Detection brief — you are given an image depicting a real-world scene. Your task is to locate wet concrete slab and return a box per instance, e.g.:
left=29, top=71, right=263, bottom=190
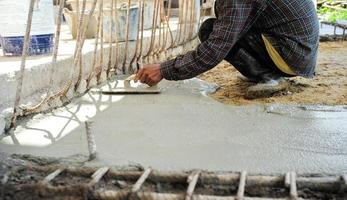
left=0, top=78, right=346, bottom=174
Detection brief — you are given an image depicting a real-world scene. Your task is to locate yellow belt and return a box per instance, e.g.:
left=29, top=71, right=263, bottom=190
left=262, top=34, right=296, bottom=75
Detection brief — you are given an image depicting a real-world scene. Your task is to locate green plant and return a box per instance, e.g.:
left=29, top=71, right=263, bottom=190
left=318, top=6, right=347, bottom=23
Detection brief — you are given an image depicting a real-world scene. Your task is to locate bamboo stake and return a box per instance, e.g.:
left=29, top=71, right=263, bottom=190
left=186, top=0, right=193, bottom=41
left=153, top=0, right=164, bottom=56
left=236, top=171, right=247, bottom=200
left=284, top=172, right=290, bottom=188
left=56, top=0, right=88, bottom=97
left=172, top=0, right=183, bottom=47
left=73, top=0, right=87, bottom=63
left=106, top=0, right=115, bottom=77
left=129, top=0, right=144, bottom=71
left=74, top=0, right=98, bottom=92
left=180, top=0, right=190, bottom=45
left=95, top=190, right=289, bottom=200
left=188, top=0, right=196, bottom=40
left=89, top=167, right=110, bottom=186
left=85, top=121, right=97, bottom=160
left=76, top=0, right=80, bottom=29
left=97, top=4, right=105, bottom=83
left=132, top=168, right=152, bottom=193
left=122, top=0, right=132, bottom=74
left=180, top=0, right=191, bottom=45
left=159, top=0, right=168, bottom=53
left=68, top=0, right=98, bottom=92
left=160, top=0, right=173, bottom=53
left=42, top=168, right=65, bottom=184
left=136, top=0, right=146, bottom=69
left=144, top=0, right=159, bottom=58
left=87, top=0, right=103, bottom=88
left=10, top=0, right=36, bottom=129
left=289, top=172, right=298, bottom=200
left=112, top=0, right=120, bottom=74
left=185, top=171, right=201, bottom=200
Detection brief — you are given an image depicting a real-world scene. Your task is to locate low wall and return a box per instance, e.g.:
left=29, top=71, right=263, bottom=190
left=0, top=23, right=200, bottom=135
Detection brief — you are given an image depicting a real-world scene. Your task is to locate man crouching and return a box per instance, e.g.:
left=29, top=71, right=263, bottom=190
left=136, top=0, right=319, bottom=99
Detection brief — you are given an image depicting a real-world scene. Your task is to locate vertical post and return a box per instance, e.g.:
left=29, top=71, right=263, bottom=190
left=122, top=0, right=132, bottom=73
left=87, top=0, right=103, bottom=88
left=290, top=172, right=298, bottom=200
left=106, top=0, right=115, bottom=77
left=236, top=171, right=247, bottom=200
left=10, top=0, right=36, bottom=130
left=113, top=0, right=120, bottom=74
left=85, top=121, right=97, bottom=160
left=136, top=0, right=146, bottom=69
left=185, top=171, right=200, bottom=200
left=97, top=0, right=105, bottom=83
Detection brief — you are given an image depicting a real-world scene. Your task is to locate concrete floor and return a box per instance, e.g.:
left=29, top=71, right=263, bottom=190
left=0, top=78, right=346, bottom=174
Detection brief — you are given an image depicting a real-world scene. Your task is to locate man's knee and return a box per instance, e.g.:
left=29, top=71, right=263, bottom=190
left=198, top=18, right=217, bottom=43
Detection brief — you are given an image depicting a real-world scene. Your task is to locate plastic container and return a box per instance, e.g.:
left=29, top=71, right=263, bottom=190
left=0, top=0, right=55, bottom=56
left=66, top=0, right=98, bottom=12
left=143, top=0, right=160, bottom=30
left=63, top=8, right=98, bottom=39
left=101, top=3, right=139, bottom=42
left=103, top=0, right=159, bottom=30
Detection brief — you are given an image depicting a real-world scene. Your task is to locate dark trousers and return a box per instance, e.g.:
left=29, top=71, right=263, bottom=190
left=199, top=18, right=294, bottom=82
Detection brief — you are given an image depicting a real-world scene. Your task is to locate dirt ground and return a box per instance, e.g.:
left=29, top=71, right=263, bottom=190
left=199, top=41, right=347, bottom=105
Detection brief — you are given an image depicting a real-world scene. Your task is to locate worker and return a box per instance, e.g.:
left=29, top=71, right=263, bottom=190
left=135, top=0, right=319, bottom=99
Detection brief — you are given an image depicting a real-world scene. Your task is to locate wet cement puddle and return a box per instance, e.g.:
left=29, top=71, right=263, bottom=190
left=265, top=104, right=347, bottom=119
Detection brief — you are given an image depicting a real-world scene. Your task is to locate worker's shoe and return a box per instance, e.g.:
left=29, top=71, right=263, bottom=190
left=245, top=78, right=289, bottom=99
left=237, top=74, right=257, bottom=83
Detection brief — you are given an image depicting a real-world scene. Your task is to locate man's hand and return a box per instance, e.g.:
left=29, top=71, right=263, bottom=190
left=135, top=64, right=163, bottom=86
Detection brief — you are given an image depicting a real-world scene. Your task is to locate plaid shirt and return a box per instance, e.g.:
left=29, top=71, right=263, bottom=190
left=161, top=0, right=319, bottom=80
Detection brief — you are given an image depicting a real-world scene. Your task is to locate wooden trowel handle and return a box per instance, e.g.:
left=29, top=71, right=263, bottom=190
left=125, top=74, right=136, bottom=82
left=124, top=74, right=136, bottom=88
left=124, top=74, right=158, bottom=88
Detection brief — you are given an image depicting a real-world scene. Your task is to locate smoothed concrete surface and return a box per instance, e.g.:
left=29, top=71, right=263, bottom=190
left=0, top=78, right=346, bottom=174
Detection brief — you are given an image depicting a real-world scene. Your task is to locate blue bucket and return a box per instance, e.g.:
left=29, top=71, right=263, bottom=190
left=0, top=0, right=55, bottom=56
left=0, top=34, right=54, bottom=56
